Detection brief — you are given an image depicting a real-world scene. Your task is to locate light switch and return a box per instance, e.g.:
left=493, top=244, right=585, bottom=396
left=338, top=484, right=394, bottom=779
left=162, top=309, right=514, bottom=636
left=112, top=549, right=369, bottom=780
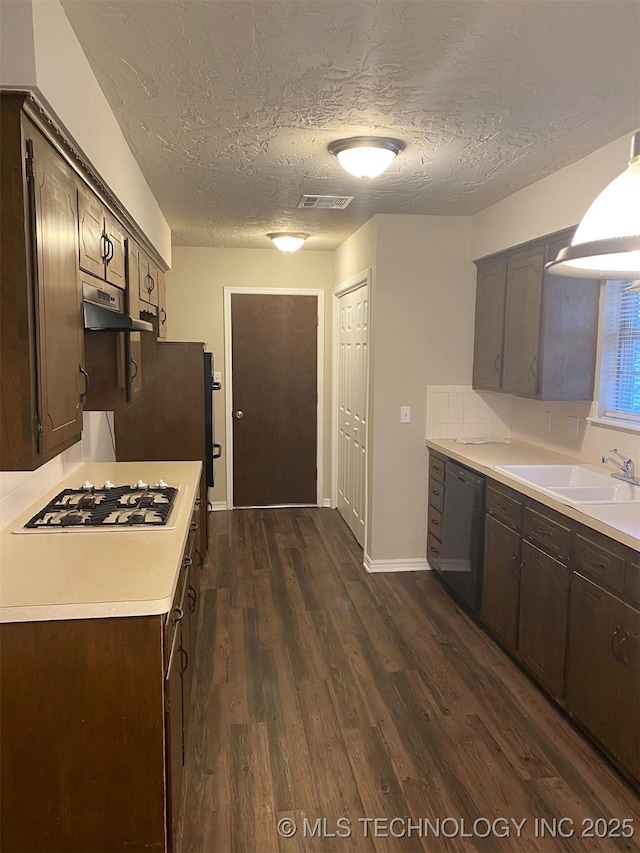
left=567, top=416, right=579, bottom=437
left=400, top=406, right=411, bottom=423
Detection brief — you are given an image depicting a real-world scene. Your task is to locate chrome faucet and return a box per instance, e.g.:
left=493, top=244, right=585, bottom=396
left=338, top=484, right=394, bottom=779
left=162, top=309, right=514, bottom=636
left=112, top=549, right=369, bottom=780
left=601, top=448, right=640, bottom=485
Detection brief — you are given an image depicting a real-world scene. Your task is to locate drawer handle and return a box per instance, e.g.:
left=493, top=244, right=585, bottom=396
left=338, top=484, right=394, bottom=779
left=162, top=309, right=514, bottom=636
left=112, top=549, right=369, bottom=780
left=431, top=488, right=441, bottom=497
left=431, top=518, right=440, bottom=527
left=182, top=555, right=193, bottom=568
left=535, top=523, right=548, bottom=535
left=618, top=632, right=629, bottom=665
left=171, top=606, right=183, bottom=625
left=429, top=546, right=439, bottom=557
left=585, top=554, right=607, bottom=571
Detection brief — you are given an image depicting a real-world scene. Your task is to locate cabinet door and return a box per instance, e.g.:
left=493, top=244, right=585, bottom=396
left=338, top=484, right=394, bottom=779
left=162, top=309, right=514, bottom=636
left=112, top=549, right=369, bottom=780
left=612, top=595, right=640, bottom=780
left=566, top=574, right=618, bottom=753
left=165, top=622, right=184, bottom=849
left=501, top=248, right=544, bottom=396
left=104, top=211, right=126, bottom=288
left=472, top=260, right=506, bottom=391
left=77, top=183, right=106, bottom=278
left=157, top=269, right=168, bottom=339
left=30, top=132, right=84, bottom=457
left=127, top=238, right=141, bottom=317
left=518, top=540, right=569, bottom=700
left=481, top=515, right=520, bottom=652
left=147, top=257, right=160, bottom=308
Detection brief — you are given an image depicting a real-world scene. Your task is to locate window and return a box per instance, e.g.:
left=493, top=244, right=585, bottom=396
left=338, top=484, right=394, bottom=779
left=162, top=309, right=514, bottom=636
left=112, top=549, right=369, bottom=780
left=600, top=280, right=640, bottom=422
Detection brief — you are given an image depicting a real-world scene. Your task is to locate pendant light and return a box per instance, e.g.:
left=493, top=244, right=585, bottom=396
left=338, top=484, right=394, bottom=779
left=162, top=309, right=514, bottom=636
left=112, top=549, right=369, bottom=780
left=267, top=232, right=308, bottom=252
left=328, top=136, right=405, bottom=178
left=546, top=130, right=640, bottom=278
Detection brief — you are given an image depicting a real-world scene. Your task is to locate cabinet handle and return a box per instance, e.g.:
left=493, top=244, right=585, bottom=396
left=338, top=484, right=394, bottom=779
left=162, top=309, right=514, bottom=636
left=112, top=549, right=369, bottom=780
left=529, top=355, right=537, bottom=379
left=160, top=307, right=167, bottom=323
left=584, top=554, right=607, bottom=572
left=187, top=585, right=197, bottom=614
left=100, top=233, right=109, bottom=261
left=190, top=520, right=198, bottom=532
left=611, top=625, right=622, bottom=661
left=429, top=546, right=439, bottom=557
left=431, top=488, right=441, bottom=497
left=511, top=553, right=520, bottom=578
left=105, top=236, right=114, bottom=264
left=180, top=647, right=189, bottom=673
left=618, top=632, right=629, bottom=665
left=493, top=353, right=501, bottom=376
left=147, top=274, right=155, bottom=293
left=195, top=497, right=202, bottom=507
left=130, top=357, right=138, bottom=380
left=78, top=365, right=90, bottom=402
left=182, top=555, right=193, bottom=568
left=171, top=606, right=184, bottom=625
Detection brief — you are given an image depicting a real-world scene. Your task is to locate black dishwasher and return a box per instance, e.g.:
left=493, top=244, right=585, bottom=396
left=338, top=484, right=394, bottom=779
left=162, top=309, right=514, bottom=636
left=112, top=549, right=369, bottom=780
left=436, top=461, right=486, bottom=614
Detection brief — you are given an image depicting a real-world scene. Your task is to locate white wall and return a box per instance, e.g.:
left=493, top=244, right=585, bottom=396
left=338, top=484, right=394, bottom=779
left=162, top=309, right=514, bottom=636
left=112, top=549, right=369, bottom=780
left=0, top=0, right=171, bottom=264
left=166, top=247, right=335, bottom=505
left=335, top=214, right=475, bottom=565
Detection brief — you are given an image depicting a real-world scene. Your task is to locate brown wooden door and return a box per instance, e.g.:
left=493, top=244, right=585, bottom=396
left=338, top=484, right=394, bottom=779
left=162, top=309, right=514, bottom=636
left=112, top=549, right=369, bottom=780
left=518, top=540, right=569, bottom=700
left=104, top=211, right=126, bottom=288
left=77, top=183, right=106, bottom=278
left=567, top=573, right=618, bottom=751
left=472, top=260, right=506, bottom=391
left=481, top=515, right=521, bottom=652
left=614, top=599, right=640, bottom=780
left=30, top=131, right=84, bottom=457
left=501, top=248, right=544, bottom=396
left=231, top=293, right=318, bottom=507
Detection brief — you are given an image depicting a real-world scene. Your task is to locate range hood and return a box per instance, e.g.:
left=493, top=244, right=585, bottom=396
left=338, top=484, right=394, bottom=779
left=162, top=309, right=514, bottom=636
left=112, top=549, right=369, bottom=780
left=82, top=280, right=153, bottom=333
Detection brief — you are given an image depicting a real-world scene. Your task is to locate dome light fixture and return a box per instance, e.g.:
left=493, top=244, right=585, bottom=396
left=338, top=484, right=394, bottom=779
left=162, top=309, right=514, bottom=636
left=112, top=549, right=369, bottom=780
left=546, top=130, right=640, bottom=279
left=328, top=136, right=405, bottom=179
left=267, top=232, right=309, bottom=253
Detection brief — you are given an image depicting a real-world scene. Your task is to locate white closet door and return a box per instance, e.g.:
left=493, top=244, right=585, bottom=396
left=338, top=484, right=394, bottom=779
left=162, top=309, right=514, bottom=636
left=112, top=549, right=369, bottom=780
left=337, top=283, right=368, bottom=546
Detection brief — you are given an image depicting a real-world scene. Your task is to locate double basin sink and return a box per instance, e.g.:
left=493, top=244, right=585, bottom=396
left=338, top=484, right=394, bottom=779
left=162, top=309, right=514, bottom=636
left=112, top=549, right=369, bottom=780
left=496, top=464, right=640, bottom=505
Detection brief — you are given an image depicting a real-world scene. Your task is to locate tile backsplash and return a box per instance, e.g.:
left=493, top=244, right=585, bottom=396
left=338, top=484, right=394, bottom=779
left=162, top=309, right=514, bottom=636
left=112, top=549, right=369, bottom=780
left=426, top=385, right=513, bottom=440
left=0, top=412, right=116, bottom=532
left=0, top=441, right=83, bottom=531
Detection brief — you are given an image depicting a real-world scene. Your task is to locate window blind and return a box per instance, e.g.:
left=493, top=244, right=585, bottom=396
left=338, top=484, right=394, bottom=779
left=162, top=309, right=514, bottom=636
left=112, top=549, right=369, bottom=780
left=602, top=281, right=640, bottom=420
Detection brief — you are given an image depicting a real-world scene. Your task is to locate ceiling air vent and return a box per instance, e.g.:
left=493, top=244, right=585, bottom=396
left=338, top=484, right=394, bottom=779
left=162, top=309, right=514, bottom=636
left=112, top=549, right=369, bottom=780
left=298, top=194, right=353, bottom=210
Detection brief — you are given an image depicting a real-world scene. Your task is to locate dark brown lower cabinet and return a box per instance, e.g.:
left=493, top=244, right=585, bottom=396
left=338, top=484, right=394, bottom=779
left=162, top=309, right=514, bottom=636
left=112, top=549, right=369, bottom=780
left=567, top=573, right=639, bottom=781
left=518, top=541, right=570, bottom=700
left=481, top=514, right=521, bottom=652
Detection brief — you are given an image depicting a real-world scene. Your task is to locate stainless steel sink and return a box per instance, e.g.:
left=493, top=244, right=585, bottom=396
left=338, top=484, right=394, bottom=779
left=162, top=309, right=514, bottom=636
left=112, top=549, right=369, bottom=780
left=496, top=464, right=640, bottom=504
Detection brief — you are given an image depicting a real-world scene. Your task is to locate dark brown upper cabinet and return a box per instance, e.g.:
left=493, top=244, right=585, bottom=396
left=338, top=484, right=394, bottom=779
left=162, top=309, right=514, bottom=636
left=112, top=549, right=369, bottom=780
left=473, top=229, right=601, bottom=400
left=78, top=183, right=126, bottom=288
left=1, top=96, right=85, bottom=470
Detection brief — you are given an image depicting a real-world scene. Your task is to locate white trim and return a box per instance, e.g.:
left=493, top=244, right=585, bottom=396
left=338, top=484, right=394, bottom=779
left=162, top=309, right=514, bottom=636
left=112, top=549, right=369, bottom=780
left=331, top=270, right=371, bottom=548
left=586, top=415, right=640, bottom=435
left=322, top=498, right=332, bottom=508
left=209, top=501, right=228, bottom=512
left=223, top=287, right=325, bottom=509
left=364, top=555, right=431, bottom=573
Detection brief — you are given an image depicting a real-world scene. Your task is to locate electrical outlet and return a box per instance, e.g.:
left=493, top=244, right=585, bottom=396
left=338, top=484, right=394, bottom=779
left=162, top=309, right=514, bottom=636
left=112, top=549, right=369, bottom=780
left=545, top=411, right=552, bottom=432
left=567, top=416, right=579, bottom=438
left=400, top=406, right=411, bottom=423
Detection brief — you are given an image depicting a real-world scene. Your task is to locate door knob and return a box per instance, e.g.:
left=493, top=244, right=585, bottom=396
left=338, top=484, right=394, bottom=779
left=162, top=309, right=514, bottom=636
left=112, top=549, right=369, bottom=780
left=234, top=410, right=244, bottom=419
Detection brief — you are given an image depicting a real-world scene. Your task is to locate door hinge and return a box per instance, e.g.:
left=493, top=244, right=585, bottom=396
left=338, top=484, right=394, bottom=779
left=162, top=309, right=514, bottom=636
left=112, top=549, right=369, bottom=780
left=25, top=144, right=34, bottom=181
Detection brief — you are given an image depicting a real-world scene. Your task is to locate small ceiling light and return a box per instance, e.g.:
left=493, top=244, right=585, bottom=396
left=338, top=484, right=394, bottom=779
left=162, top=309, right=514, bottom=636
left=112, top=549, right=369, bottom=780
left=547, top=130, right=640, bottom=278
left=267, top=232, right=308, bottom=253
left=328, top=136, right=405, bottom=179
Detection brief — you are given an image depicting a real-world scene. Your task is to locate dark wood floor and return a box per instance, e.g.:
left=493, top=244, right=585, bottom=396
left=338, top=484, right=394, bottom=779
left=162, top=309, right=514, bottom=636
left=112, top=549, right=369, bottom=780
left=179, top=508, right=639, bottom=853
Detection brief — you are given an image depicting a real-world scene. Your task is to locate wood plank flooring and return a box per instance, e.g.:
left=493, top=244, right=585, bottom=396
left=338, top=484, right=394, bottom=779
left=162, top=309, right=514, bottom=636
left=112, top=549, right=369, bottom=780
left=178, top=508, right=639, bottom=853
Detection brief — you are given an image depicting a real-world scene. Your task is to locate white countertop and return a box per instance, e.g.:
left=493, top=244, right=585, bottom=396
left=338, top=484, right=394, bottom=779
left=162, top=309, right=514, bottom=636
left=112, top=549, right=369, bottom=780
left=0, top=461, right=202, bottom=623
left=425, top=438, right=640, bottom=552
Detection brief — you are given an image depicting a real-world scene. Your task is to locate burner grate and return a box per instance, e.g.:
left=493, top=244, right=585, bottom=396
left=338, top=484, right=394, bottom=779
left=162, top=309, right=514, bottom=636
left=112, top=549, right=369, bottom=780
left=25, top=485, right=179, bottom=529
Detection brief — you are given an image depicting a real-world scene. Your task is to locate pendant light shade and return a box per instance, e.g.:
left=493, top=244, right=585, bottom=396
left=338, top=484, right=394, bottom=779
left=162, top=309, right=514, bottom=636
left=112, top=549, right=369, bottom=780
left=267, top=232, right=308, bottom=252
left=546, top=131, right=640, bottom=278
left=328, top=136, right=405, bottom=178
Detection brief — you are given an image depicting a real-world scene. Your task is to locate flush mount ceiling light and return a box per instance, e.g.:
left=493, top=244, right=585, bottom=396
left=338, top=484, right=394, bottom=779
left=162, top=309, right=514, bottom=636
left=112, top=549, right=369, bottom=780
left=267, top=232, right=309, bottom=253
left=546, top=130, right=640, bottom=278
left=328, top=136, right=405, bottom=179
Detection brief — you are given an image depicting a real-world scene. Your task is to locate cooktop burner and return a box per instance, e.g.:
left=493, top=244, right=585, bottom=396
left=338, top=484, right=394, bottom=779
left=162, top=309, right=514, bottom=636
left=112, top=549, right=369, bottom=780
left=21, top=481, right=180, bottom=531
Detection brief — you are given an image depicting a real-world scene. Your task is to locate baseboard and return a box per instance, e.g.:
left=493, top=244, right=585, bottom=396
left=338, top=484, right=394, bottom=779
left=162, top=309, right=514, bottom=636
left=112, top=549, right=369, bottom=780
left=208, top=501, right=228, bottom=512
left=322, top=498, right=332, bottom=508
left=364, top=555, right=431, bottom=573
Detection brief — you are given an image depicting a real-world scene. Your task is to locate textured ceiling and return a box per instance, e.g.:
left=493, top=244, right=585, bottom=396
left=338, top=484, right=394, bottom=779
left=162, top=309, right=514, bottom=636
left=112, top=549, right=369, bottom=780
left=61, top=0, right=640, bottom=251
